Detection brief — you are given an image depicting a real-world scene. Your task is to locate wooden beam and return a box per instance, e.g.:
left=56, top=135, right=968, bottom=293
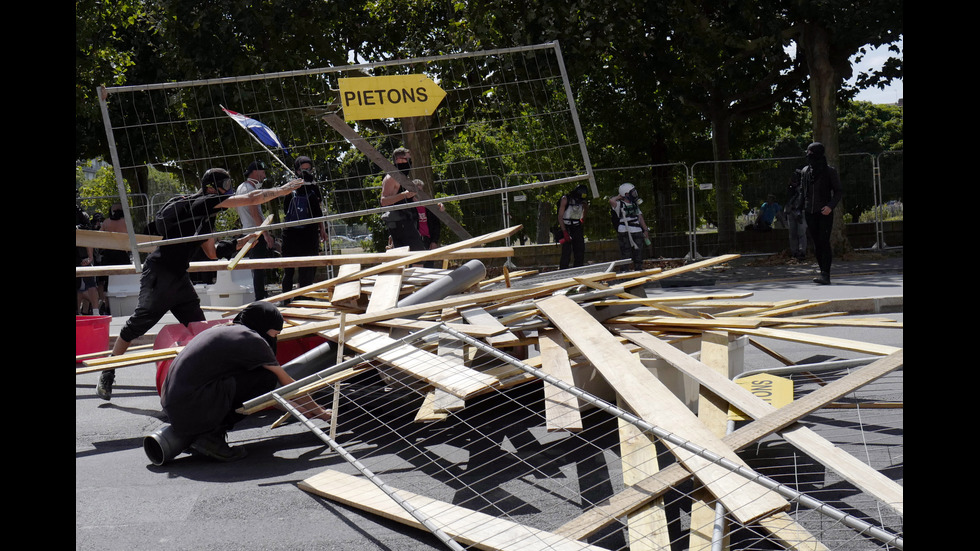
left=619, top=328, right=905, bottom=516
left=538, top=329, right=583, bottom=432
left=322, top=113, right=471, bottom=239
left=262, top=226, right=521, bottom=305
left=75, top=228, right=161, bottom=252
left=555, top=349, right=903, bottom=540
left=299, top=469, right=610, bottom=551
left=75, top=247, right=514, bottom=277
left=536, top=295, right=791, bottom=525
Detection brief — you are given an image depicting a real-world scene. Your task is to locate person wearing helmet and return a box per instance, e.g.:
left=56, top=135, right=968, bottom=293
left=98, top=168, right=303, bottom=400
left=557, top=184, right=590, bottom=269
left=800, top=142, right=843, bottom=285
left=159, top=301, right=331, bottom=462
left=610, top=183, right=651, bottom=271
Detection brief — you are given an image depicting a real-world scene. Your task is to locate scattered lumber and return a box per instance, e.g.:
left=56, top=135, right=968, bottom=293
left=80, top=225, right=903, bottom=550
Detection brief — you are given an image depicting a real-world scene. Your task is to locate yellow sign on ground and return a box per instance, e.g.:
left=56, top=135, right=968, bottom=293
left=728, top=373, right=794, bottom=421
left=339, top=74, right=447, bottom=120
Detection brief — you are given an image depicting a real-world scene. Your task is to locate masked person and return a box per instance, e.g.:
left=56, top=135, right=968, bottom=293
left=800, top=142, right=843, bottom=285
left=610, top=183, right=651, bottom=271
left=159, top=302, right=331, bottom=462
left=380, top=147, right=425, bottom=252
left=557, top=184, right=590, bottom=269
left=98, top=169, right=303, bottom=400
left=280, top=156, right=329, bottom=300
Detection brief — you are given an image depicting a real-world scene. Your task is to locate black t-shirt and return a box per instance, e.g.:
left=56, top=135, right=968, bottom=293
left=161, top=324, right=278, bottom=436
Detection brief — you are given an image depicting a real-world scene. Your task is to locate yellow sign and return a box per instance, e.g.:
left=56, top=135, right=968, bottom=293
left=728, top=373, right=793, bottom=421
left=339, top=74, right=447, bottom=120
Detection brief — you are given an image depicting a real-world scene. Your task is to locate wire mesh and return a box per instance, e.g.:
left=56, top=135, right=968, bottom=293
left=259, top=322, right=902, bottom=551
left=94, top=43, right=594, bottom=256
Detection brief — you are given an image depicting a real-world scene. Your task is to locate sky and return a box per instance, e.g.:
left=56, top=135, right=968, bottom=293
left=848, top=39, right=903, bottom=104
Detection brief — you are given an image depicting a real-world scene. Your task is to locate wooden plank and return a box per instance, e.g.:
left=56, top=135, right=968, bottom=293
left=688, top=332, right=734, bottom=551
left=616, top=395, right=671, bottom=551
left=460, top=307, right=520, bottom=346
left=728, top=326, right=901, bottom=356
left=75, top=247, right=514, bottom=277
left=556, top=350, right=902, bottom=540
left=227, top=214, right=273, bottom=270
left=536, top=295, right=790, bottom=525
left=280, top=271, right=621, bottom=340
left=263, top=226, right=521, bottom=305
left=619, top=328, right=905, bottom=515
left=366, top=269, right=404, bottom=313
left=331, top=326, right=499, bottom=400
left=75, top=228, right=161, bottom=251
left=299, top=469, right=609, bottom=551
left=538, top=329, right=583, bottom=432
left=329, top=264, right=362, bottom=307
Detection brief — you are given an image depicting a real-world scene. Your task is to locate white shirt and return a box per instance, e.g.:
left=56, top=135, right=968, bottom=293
left=235, top=179, right=264, bottom=228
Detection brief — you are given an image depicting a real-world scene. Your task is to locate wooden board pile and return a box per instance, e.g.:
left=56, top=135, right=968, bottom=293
left=78, top=227, right=903, bottom=550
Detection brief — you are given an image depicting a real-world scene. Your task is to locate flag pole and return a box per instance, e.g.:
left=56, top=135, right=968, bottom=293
left=220, top=105, right=294, bottom=174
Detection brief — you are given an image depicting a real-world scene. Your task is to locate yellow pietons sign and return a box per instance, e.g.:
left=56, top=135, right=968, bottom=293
left=728, top=373, right=793, bottom=421
left=339, top=74, right=447, bottom=120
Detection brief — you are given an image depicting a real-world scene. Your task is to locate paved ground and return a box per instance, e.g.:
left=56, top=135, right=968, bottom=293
left=76, top=251, right=903, bottom=551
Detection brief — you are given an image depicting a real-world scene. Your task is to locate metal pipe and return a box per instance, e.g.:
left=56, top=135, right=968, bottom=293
left=438, top=324, right=904, bottom=549
left=241, top=324, right=445, bottom=413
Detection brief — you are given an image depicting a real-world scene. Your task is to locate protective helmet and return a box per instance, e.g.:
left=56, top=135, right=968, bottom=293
left=618, top=183, right=635, bottom=196
left=201, top=168, right=233, bottom=194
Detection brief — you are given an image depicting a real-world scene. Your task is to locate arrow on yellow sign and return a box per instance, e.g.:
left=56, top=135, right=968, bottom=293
left=339, top=74, right=447, bottom=120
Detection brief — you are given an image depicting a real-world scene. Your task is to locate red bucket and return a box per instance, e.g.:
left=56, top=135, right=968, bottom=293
left=76, top=315, right=112, bottom=357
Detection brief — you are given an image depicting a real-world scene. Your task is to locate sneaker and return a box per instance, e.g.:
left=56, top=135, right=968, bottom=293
left=96, top=369, right=115, bottom=401
left=812, top=273, right=831, bottom=285
left=190, top=431, right=248, bottom=462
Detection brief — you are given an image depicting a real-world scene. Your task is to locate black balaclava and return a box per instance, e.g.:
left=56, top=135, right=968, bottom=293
left=233, top=302, right=284, bottom=354
left=806, top=142, right=828, bottom=172
left=395, top=158, right=412, bottom=177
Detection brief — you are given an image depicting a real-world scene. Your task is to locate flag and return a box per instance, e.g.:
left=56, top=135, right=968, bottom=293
left=221, top=107, right=290, bottom=154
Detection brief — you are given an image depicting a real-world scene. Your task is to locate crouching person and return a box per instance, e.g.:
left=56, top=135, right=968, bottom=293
left=157, top=302, right=330, bottom=462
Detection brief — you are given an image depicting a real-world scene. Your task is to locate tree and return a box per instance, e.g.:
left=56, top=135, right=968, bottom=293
left=791, top=0, right=902, bottom=253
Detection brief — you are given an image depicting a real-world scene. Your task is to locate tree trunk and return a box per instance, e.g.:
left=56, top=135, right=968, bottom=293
left=711, top=111, right=736, bottom=254
left=802, top=22, right=850, bottom=256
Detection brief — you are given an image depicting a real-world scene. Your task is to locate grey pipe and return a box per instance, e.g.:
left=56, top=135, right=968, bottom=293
left=143, top=424, right=196, bottom=466
left=283, top=340, right=340, bottom=380
left=397, top=259, right=486, bottom=308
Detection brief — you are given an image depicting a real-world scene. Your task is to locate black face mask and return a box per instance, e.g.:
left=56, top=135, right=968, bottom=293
left=395, top=160, right=411, bottom=177
left=233, top=302, right=284, bottom=354
left=109, top=209, right=124, bottom=220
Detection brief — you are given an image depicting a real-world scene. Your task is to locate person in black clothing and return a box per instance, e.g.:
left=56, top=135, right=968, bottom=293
left=380, top=147, right=425, bottom=252
left=280, top=156, right=329, bottom=298
left=800, top=142, right=843, bottom=285
left=98, top=168, right=302, bottom=400
left=160, top=302, right=331, bottom=461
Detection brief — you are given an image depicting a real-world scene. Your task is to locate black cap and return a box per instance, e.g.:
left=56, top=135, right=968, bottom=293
left=245, top=160, right=267, bottom=177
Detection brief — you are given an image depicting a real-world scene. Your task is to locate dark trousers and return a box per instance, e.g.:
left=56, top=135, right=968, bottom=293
left=559, top=224, right=585, bottom=269
left=617, top=231, right=645, bottom=271
left=247, top=239, right=272, bottom=300
left=282, top=228, right=320, bottom=294
left=389, top=221, right=425, bottom=251
left=119, top=262, right=205, bottom=343
left=805, top=211, right=834, bottom=275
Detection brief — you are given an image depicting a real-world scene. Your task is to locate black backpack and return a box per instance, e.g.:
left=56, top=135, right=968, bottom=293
left=154, top=194, right=212, bottom=239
